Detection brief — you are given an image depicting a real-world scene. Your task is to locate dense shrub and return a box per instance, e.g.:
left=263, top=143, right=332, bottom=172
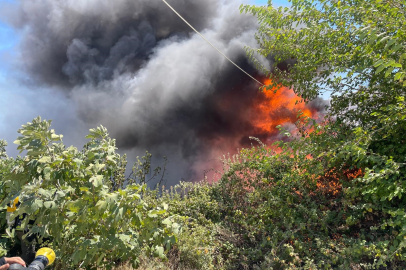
left=0, top=117, right=179, bottom=270
left=1, top=106, right=405, bottom=269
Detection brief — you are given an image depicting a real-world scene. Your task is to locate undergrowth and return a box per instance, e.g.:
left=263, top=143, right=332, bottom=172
left=1, top=103, right=406, bottom=269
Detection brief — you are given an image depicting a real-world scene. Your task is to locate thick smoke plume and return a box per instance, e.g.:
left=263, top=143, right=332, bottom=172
left=3, top=0, right=327, bottom=184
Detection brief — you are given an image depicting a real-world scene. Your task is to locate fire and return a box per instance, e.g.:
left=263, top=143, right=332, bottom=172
left=315, top=168, right=364, bottom=198
left=194, top=78, right=323, bottom=181
left=251, top=79, right=314, bottom=136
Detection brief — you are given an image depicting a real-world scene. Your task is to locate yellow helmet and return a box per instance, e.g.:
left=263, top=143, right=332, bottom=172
left=7, top=197, right=19, bottom=213
left=35, top=248, right=56, bottom=266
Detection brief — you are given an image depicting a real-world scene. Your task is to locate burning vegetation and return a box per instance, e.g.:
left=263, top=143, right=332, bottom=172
left=192, top=78, right=326, bottom=180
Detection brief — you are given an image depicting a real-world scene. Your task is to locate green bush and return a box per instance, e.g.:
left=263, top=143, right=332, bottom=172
left=0, top=117, right=180, bottom=269
left=1, top=108, right=405, bottom=269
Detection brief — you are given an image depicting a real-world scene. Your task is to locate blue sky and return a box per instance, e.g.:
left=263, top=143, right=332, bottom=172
left=0, top=0, right=17, bottom=50
left=255, top=0, right=290, bottom=5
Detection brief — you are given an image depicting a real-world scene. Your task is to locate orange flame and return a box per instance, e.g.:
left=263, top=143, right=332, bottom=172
left=194, top=78, right=322, bottom=182
left=251, top=79, right=314, bottom=135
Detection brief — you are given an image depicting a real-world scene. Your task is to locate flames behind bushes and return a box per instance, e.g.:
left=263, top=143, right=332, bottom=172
left=3, top=0, right=327, bottom=183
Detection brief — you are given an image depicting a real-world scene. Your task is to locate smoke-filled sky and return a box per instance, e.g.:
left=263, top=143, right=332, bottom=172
left=1, top=0, right=325, bottom=186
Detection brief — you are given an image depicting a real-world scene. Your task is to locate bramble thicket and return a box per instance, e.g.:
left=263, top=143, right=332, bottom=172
left=1, top=0, right=406, bottom=269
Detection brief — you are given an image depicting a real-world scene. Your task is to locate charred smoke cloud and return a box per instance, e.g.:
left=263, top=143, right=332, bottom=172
left=7, top=0, right=223, bottom=87
left=3, top=0, right=327, bottom=184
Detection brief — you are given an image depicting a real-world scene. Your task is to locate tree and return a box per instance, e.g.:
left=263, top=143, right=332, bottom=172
left=0, top=117, right=179, bottom=269
left=238, top=0, right=406, bottom=268
left=241, top=0, right=405, bottom=126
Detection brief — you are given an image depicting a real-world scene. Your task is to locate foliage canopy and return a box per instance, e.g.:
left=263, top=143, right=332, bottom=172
left=1, top=117, right=179, bottom=269
left=237, top=0, right=406, bottom=268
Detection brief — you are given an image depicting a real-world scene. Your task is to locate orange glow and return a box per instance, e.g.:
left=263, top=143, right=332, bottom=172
left=315, top=168, right=364, bottom=198
left=251, top=79, right=314, bottom=135
left=194, top=78, right=323, bottom=182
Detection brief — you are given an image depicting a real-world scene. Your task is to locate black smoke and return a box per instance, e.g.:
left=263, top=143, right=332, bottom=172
left=6, top=0, right=224, bottom=87
left=2, top=0, right=326, bottom=183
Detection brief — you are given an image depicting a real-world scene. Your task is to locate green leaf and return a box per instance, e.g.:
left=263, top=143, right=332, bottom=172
left=115, top=207, right=124, bottom=221
left=89, top=175, right=103, bottom=187
left=44, top=201, right=57, bottom=209
left=56, top=190, right=66, bottom=198
left=390, top=63, right=402, bottom=68
left=385, top=39, right=396, bottom=49
left=94, top=163, right=105, bottom=173
left=153, top=246, right=165, bottom=259
left=67, top=201, right=81, bottom=213
left=38, top=156, right=52, bottom=163
left=43, top=167, right=52, bottom=180
left=31, top=199, right=43, bottom=211
left=391, top=44, right=403, bottom=53
left=13, top=140, right=21, bottom=145
left=38, top=188, right=53, bottom=198
left=385, top=67, right=394, bottom=77
left=96, top=200, right=108, bottom=212
left=51, top=134, right=63, bottom=141
left=148, top=209, right=166, bottom=218
left=27, top=150, right=45, bottom=156
left=376, top=65, right=386, bottom=74
left=162, top=218, right=172, bottom=226
left=373, top=59, right=384, bottom=67
left=394, top=72, right=403, bottom=80
left=377, top=36, right=390, bottom=45
left=106, top=193, right=119, bottom=203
